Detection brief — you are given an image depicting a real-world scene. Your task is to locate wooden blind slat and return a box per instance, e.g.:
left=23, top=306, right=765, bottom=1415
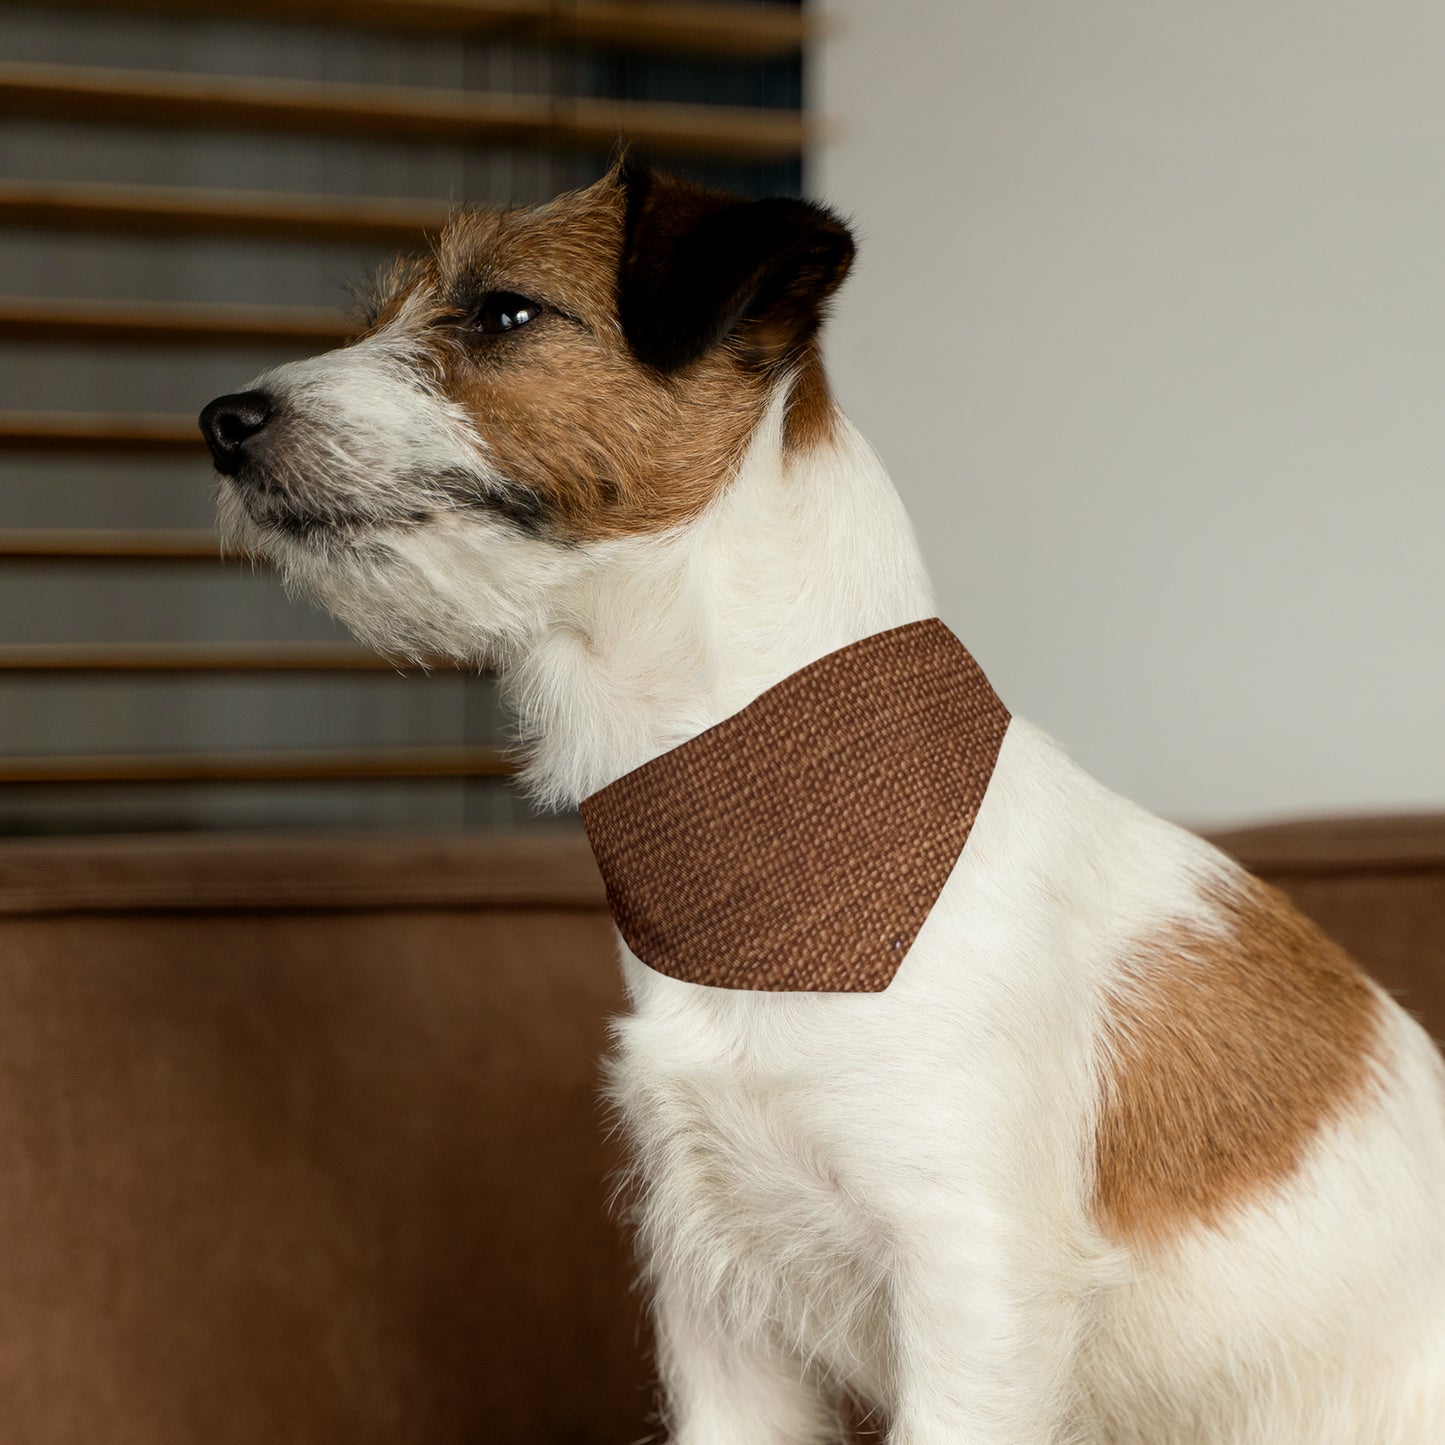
left=0, top=297, right=353, bottom=348
left=0, top=643, right=430, bottom=672
left=0, top=745, right=513, bottom=783
left=0, top=62, right=812, bottom=161
left=0, top=11, right=806, bottom=816
left=0, top=412, right=202, bottom=452
left=0, top=180, right=448, bottom=245
left=0, top=529, right=227, bottom=561
left=547, top=0, right=810, bottom=58
left=0, top=0, right=810, bottom=58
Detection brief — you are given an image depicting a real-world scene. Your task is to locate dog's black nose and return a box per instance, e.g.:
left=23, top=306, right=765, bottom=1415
left=199, top=390, right=273, bottom=475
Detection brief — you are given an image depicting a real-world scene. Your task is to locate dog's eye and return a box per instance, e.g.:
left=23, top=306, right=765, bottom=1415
left=472, top=291, right=543, bottom=334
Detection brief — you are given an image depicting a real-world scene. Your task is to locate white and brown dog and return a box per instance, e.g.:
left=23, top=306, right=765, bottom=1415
left=201, top=164, right=1445, bottom=1444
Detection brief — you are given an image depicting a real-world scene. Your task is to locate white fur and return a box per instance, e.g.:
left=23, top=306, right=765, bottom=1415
left=220, top=346, right=1445, bottom=1443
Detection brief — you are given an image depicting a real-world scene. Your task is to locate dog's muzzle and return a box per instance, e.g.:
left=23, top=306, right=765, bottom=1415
left=199, top=390, right=274, bottom=476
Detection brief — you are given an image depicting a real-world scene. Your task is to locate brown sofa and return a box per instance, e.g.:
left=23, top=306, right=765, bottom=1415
left=0, top=817, right=1441, bottom=1443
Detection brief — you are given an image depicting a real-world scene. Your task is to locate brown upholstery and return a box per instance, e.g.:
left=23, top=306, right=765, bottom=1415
left=0, top=834, right=647, bottom=1445
left=0, top=816, right=1441, bottom=1441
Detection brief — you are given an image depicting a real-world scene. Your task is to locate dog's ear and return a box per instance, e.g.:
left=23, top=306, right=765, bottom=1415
left=617, top=162, right=855, bottom=374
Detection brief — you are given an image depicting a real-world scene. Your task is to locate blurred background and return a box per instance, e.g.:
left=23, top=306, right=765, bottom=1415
left=2, top=0, right=1442, bottom=838
left=820, top=1, right=1445, bottom=827
left=0, top=0, right=802, bottom=837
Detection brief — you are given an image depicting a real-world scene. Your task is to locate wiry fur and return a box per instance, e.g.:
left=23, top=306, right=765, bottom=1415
left=206, top=169, right=1445, bottom=1443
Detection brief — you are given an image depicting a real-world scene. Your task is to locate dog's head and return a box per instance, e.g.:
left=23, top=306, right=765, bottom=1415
left=200, top=163, right=854, bottom=662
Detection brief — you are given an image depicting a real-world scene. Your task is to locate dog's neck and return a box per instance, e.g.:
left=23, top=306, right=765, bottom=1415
left=499, top=393, right=937, bottom=810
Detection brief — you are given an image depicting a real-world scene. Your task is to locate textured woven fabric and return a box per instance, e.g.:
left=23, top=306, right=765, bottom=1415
left=579, top=619, right=1011, bottom=992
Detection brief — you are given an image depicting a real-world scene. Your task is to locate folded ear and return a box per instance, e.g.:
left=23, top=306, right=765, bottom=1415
left=617, top=162, right=855, bottom=374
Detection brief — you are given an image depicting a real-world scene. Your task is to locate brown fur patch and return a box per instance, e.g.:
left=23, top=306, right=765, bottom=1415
left=1093, top=872, right=1382, bottom=1247
left=782, top=343, right=840, bottom=454
left=368, top=174, right=826, bottom=542
left=439, top=183, right=771, bottom=540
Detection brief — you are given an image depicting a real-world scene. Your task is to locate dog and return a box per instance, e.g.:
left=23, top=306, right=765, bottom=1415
left=200, top=161, right=1445, bottom=1444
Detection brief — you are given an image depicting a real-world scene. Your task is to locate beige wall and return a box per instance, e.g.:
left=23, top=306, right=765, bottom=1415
left=814, top=2, right=1445, bottom=826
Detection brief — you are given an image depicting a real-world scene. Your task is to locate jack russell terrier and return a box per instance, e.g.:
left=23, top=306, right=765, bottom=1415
left=200, top=162, right=1445, bottom=1444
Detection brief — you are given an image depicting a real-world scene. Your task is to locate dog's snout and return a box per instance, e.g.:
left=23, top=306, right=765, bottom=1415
left=199, top=390, right=273, bottom=475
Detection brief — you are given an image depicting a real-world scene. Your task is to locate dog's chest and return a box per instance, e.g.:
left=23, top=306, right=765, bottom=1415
left=612, top=997, right=891, bottom=1386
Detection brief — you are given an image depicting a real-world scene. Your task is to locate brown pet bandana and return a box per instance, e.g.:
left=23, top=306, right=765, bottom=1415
left=579, top=619, right=1011, bottom=992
